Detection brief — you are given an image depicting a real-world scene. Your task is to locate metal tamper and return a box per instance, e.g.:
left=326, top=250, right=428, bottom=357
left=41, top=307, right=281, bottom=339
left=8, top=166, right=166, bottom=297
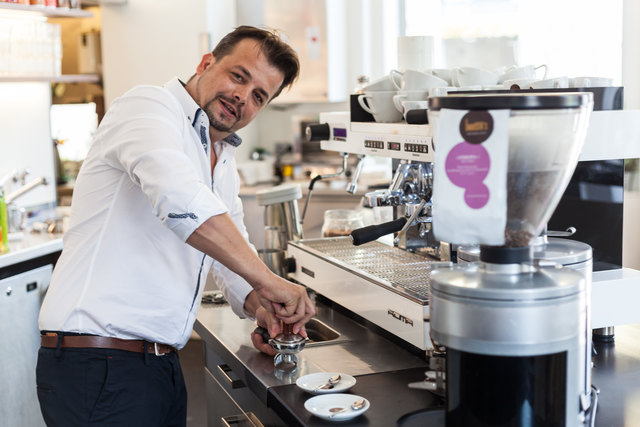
left=268, top=324, right=308, bottom=371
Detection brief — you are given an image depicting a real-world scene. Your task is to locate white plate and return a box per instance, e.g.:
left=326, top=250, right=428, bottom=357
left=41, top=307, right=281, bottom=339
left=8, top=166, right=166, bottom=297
left=304, top=393, right=370, bottom=421
left=296, top=372, right=356, bottom=394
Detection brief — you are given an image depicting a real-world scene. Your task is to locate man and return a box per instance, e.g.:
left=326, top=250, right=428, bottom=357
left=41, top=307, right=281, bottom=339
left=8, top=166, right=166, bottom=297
left=36, top=26, right=315, bottom=426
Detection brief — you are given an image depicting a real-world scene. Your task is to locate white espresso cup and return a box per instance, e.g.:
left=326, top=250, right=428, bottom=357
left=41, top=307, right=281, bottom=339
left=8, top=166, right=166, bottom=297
left=392, top=90, right=430, bottom=113
left=569, top=76, right=613, bottom=88
left=529, top=76, right=569, bottom=89
left=390, top=69, right=448, bottom=91
left=429, top=68, right=453, bottom=85
left=363, top=74, right=395, bottom=92
left=453, top=66, right=499, bottom=87
left=358, top=91, right=403, bottom=123
left=400, top=100, right=429, bottom=120
left=498, top=64, right=548, bottom=84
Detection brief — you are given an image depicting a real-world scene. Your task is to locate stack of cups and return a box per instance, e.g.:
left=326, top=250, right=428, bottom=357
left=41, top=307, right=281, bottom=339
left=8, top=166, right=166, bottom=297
left=357, top=35, right=449, bottom=123
left=357, top=68, right=449, bottom=123
left=390, top=69, right=447, bottom=120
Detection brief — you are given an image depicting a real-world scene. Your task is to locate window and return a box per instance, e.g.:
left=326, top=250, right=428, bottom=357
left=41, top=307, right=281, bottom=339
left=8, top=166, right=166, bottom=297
left=403, top=0, right=623, bottom=82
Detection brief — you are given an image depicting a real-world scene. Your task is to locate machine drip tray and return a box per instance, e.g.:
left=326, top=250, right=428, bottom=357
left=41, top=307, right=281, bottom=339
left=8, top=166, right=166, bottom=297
left=290, top=237, right=436, bottom=304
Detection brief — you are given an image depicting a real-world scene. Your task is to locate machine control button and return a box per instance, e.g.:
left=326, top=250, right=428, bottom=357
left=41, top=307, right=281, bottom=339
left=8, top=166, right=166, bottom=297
left=305, top=123, right=331, bottom=141
left=364, top=140, right=384, bottom=149
left=405, top=143, right=429, bottom=153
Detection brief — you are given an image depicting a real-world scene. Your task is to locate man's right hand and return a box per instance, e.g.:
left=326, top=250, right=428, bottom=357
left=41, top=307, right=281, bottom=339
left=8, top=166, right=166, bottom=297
left=254, top=273, right=315, bottom=335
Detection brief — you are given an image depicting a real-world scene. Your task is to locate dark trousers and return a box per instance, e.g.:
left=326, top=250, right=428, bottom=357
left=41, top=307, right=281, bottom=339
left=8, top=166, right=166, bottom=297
left=36, top=346, right=187, bottom=427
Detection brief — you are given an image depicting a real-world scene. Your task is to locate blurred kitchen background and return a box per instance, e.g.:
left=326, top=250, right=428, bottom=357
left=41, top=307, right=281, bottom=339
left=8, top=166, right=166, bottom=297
left=1, top=0, right=638, bottom=266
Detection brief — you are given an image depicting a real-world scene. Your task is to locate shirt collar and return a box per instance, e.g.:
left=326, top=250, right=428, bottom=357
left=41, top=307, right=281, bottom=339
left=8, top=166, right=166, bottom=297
left=163, top=77, right=243, bottom=147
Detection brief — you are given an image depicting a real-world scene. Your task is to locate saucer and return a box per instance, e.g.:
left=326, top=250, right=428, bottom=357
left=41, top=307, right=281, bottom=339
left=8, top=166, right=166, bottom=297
left=296, top=372, right=356, bottom=394
left=304, top=393, right=370, bottom=421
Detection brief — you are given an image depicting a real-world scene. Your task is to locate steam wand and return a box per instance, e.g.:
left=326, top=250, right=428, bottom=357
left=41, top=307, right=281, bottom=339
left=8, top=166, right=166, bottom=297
left=393, top=198, right=427, bottom=245
left=300, top=152, right=349, bottom=225
left=346, top=155, right=366, bottom=194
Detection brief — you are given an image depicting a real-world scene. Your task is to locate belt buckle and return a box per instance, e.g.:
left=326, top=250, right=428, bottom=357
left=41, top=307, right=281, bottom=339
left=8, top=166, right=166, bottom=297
left=153, top=343, right=166, bottom=356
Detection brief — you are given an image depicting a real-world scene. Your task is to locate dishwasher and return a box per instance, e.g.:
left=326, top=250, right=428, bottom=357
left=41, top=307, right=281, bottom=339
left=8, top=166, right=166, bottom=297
left=0, top=264, right=53, bottom=427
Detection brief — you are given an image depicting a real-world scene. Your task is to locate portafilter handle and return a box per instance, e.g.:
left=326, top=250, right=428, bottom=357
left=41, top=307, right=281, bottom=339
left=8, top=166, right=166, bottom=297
left=350, top=217, right=407, bottom=246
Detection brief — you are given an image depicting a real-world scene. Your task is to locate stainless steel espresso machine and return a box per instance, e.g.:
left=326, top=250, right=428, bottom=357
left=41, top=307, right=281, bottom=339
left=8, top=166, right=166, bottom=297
left=292, top=114, right=439, bottom=350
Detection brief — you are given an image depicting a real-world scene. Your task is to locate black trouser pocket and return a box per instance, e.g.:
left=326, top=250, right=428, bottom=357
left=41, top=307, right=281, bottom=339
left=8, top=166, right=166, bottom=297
left=86, top=356, right=113, bottom=421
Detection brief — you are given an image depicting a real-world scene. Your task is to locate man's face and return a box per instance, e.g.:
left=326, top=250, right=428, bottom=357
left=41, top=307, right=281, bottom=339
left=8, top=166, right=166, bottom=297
left=191, top=39, right=284, bottom=141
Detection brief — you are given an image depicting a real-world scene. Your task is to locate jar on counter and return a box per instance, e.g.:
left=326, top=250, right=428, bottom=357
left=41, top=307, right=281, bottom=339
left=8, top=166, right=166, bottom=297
left=321, top=209, right=364, bottom=238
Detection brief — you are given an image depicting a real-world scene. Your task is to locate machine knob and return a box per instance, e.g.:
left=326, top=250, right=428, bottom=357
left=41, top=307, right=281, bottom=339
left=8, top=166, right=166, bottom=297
left=305, top=123, right=331, bottom=141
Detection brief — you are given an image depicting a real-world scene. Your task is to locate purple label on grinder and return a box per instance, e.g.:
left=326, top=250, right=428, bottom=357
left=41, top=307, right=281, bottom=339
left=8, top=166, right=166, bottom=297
left=445, top=141, right=491, bottom=209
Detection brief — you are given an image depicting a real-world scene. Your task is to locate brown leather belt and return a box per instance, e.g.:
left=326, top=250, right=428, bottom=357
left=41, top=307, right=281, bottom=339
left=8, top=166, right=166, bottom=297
left=41, top=333, right=175, bottom=356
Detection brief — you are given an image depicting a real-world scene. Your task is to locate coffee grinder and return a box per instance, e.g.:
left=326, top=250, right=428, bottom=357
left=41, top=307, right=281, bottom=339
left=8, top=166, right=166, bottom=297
left=427, top=92, right=596, bottom=426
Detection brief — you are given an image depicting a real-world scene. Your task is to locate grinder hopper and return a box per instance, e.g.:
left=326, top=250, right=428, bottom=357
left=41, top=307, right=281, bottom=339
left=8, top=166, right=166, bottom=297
left=428, top=92, right=594, bottom=247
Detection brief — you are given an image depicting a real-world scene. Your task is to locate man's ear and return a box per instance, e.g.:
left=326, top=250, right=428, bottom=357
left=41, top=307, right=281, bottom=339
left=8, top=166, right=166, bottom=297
left=196, top=52, right=215, bottom=74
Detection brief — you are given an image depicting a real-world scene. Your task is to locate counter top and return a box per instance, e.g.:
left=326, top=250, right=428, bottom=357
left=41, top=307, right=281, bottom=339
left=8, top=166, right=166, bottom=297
left=268, top=367, right=444, bottom=427
left=195, top=298, right=640, bottom=426
left=0, top=232, right=63, bottom=269
left=193, top=297, right=428, bottom=404
left=238, top=179, right=383, bottom=198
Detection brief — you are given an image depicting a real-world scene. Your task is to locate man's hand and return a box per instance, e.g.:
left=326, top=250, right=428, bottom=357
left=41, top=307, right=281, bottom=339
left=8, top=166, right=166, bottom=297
left=250, top=307, right=278, bottom=356
left=254, top=274, right=315, bottom=334
left=247, top=293, right=309, bottom=356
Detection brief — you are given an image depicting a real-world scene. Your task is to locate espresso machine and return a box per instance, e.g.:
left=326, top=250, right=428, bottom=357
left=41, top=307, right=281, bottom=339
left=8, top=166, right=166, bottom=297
left=293, top=115, right=440, bottom=350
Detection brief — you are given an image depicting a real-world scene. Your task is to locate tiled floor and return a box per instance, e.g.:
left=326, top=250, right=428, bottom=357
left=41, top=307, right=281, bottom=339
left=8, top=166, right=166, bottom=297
left=179, top=338, right=208, bottom=427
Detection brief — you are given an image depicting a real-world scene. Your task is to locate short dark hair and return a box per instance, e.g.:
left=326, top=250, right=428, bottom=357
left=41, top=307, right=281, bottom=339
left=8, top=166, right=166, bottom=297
left=212, top=25, right=299, bottom=100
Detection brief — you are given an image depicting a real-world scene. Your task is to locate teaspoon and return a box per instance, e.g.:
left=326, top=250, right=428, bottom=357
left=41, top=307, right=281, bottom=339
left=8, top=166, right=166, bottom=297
left=314, top=374, right=341, bottom=391
left=328, top=399, right=366, bottom=418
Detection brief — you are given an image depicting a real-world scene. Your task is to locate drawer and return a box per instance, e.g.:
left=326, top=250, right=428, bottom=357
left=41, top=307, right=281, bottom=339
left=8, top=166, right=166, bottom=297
left=204, top=366, right=256, bottom=427
left=203, top=344, right=286, bottom=426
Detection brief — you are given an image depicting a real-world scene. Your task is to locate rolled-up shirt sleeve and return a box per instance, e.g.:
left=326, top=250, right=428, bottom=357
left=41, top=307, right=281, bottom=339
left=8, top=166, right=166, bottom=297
left=100, top=85, right=228, bottom=241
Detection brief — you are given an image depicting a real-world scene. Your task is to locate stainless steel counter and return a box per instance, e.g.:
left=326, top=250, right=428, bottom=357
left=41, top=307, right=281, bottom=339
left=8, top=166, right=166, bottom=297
left=193, top=296, right=428, bottom=404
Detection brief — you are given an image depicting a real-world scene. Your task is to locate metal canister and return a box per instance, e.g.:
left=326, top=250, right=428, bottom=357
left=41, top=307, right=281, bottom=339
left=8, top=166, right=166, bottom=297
left=430, top=261, right=589, bottom=426
left=457, top=237, right=594, bottom=408
left=256, top=184, right=304, bottom=242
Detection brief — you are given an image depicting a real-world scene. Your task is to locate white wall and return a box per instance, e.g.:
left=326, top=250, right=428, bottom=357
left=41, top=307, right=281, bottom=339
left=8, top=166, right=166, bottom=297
left=622, top=0, right=640, bottom=269
left=622, top=0, right=640, bottom=109
left=100, top=0, right=236, bottom=108
left=0, top=83, right=56, bottom=209
left=235, top=0, right=399, bottom=161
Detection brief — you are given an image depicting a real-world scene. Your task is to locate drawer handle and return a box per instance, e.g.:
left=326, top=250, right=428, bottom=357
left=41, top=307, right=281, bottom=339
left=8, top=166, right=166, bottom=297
left=221, top=412, right=263, bottom=427
left=217, top=364, right=245, bottom=389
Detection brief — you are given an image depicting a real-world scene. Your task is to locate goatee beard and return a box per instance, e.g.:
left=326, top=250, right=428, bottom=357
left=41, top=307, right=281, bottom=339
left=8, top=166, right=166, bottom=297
left=204, top=97, right=238, bottom=133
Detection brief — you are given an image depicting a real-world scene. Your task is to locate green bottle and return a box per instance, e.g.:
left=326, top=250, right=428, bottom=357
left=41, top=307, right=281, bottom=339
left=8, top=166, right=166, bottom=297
left=0, top=188, right=8, bottom=254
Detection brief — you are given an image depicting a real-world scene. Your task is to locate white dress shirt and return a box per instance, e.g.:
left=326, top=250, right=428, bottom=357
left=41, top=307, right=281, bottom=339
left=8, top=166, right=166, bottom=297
left=39, top=77, right=255, bottom=349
